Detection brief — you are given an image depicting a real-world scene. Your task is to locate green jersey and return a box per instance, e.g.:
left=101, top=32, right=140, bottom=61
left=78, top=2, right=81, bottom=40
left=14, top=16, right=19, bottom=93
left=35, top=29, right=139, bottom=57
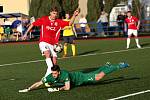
left=69, top=72, right=86, bottom=86
left=42, top=70, right=70, bottom=87
left=42, top=64, right=120, bottom=87
left=69, top=69, right=102, bottom=86
left=42, top=70, right=98, bottom=87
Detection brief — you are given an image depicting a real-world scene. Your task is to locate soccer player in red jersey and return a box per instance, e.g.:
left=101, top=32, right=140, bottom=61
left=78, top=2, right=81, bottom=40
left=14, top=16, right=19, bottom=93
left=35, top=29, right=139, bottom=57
left=125, top=11, right=141, bottom=49
left=23, top=7, right=79, bottom=77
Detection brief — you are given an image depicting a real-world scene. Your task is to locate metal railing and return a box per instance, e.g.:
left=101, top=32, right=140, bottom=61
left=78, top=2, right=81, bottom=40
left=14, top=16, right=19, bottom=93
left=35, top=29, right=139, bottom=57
left=0, top=19, right=150, bottom=42
left=74, top=20, right=150, bottom=38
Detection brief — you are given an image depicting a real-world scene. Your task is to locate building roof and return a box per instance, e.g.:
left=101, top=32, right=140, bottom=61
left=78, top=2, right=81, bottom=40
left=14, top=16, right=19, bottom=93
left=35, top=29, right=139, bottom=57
left=0, top=13, right=28, bottom=18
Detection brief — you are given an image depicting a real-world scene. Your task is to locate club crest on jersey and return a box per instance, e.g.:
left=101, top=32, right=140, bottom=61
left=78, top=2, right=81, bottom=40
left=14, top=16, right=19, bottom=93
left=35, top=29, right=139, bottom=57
left=54, top=22, right=58, bottom=26
left=54, top=80, right=57, bottom=83
left=42, top=77, right=47, bottom=82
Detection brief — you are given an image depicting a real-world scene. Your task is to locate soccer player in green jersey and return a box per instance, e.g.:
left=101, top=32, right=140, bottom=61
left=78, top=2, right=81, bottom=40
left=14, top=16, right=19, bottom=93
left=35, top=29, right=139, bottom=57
left=19, top=62, right=129, bottom=92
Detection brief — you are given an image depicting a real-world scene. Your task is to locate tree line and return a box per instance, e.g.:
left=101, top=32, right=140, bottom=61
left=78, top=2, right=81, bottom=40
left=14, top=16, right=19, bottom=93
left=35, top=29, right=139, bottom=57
left=29, top=0, right=141, bottom=21
left=29, top=0, right=78, bottom=19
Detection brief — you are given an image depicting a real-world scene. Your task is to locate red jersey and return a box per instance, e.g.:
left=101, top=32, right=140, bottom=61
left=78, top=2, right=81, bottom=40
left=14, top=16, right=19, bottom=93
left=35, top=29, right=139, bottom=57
left=32, top=16, right=69, bottom=45
left=125, top=16, right=139, bottom=30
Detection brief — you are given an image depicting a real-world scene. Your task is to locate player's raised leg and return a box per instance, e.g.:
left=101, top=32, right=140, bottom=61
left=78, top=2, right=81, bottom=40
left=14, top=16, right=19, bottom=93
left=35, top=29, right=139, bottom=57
left=44, top=51, right=53, bottom=77
left=95, top=62, right=129, bottom=81
left=39, top=42, right=54, bottom=77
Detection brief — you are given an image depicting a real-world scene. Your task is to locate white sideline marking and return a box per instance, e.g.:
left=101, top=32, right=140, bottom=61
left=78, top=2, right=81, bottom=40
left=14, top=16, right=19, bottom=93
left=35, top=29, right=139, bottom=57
left=0, top=46, right=150, bottom=67
left=108, top=90, right=150, bottom=100
left=0, top=60, right=44, bottom=67
left=66, top=46, right=150, bottom=58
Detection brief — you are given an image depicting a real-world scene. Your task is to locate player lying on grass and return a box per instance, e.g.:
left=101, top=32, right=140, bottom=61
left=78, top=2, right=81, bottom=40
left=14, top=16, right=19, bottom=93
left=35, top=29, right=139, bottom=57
left=19, top=62, right=129, bottom=92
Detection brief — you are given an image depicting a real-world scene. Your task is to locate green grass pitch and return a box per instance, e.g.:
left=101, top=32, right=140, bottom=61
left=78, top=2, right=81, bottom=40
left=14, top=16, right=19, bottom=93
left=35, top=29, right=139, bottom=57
left=0, top=37, right=150, bottom=100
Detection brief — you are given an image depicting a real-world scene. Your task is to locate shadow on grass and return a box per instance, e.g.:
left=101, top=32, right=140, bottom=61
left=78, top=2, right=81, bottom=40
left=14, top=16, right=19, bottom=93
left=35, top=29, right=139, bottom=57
left=31, top=76, right=140, bottom=92
left=130, top=42, right=150, bottom=49
left=141, top=43, right=150, bottom=47
left=74, top=76, right=141, bottom=89
left=78, top=49, right=100, bottom=55
left=92, top=76, right=140, bottom=85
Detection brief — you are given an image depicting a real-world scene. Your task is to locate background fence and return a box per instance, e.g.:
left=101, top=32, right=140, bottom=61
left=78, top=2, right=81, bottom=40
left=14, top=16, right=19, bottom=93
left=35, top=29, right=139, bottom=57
left=0, top=19, right=150, bottom=42
left=74, top=19, right=150, bottom=38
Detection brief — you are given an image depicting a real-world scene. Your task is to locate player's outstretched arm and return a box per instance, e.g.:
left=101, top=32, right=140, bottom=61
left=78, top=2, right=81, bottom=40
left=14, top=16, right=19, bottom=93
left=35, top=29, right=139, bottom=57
left=19, top=80, right=43, bottom=93
left=47, top=81, right=70, bottom=92
left=137, top=20, right=140, bottom=30
left=69, top=8, right=80, bottom=26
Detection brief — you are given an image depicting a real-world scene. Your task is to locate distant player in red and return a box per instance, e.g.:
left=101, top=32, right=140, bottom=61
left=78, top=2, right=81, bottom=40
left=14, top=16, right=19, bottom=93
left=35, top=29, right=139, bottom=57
left=23, top=7, right=79, bottom=77
left=125, top=11, right=141, bottom=49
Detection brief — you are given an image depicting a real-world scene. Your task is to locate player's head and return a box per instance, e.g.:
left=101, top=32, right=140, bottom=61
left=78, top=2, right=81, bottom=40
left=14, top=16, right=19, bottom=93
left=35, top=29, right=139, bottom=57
left=51, top=65, right=60, bottom=78
left=127, top=11, right=132, bottom=17
left=65, top=13, right=70, bottom=19
left=49, top=7, right=58, bottom=20
left=101, top=11, right=105, bottom=15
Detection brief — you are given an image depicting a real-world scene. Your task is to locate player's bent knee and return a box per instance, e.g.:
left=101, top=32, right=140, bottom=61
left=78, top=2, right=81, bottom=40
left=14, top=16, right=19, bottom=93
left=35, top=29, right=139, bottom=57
left=52, top=57, right=57, bottom=65
left=44, top=51, right=51, bottom=58
left=134, top=36, right=138, bottom=38
left=95, top=72, right=105, bottom=81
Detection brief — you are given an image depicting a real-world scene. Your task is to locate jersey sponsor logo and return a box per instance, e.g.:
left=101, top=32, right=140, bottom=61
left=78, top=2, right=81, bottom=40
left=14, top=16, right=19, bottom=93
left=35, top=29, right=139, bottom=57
left=46, top=26, right=56, bottom=31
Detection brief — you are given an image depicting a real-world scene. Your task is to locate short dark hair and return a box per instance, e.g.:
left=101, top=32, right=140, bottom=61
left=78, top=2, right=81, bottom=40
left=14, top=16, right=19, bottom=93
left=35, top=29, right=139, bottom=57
left=51, top=65, right=60, bottom=72
left=127, top=11, right=131, bottom=13
left=50, top=7, right=58, bottom=12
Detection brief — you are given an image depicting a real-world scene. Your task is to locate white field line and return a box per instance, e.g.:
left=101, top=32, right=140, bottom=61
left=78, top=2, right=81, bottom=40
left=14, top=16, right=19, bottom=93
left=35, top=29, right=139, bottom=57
left=108, top=90, right=150, bottom=100
left=0, top=60, right=44, bottom=67
left=0, top=46, right=150, bottom=67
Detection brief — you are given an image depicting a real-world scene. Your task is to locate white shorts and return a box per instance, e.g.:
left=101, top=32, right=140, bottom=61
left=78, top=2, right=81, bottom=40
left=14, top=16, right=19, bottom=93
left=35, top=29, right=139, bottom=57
left=39, top=42, right=57, bottom=57
left=128, top=29, right=138, bottom=36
